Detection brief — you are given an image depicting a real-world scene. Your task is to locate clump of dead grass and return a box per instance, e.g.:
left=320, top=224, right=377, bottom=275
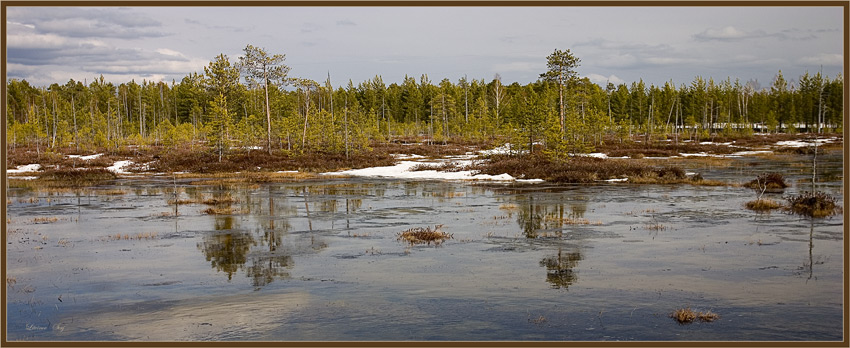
left=474, top=154, right=687, bottom=184
left=397, top=224, right=453, bottom=246
left=671, top=308, right=719, bottom=324
left=104, top=232, right=159, bottom=241
left=37, top=168, right=117, bottom=187
left=201, top=206, right=247, bottom=215
left=786, top=191, right=841, bottom=218
left=743, top=173, right=788, bottom=192
left=409, top=161, right=470, bottom=172
left=202, top=195, right=238, bottom=205
left=543, top=216, right=602, bottom=225
left=745, top=199, right=783, bottom=211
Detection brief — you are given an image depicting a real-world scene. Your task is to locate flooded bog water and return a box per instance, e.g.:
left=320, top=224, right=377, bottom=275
left=5, top=152, right=844, bottom=341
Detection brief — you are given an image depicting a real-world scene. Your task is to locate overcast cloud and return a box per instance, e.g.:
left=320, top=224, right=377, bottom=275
left=5, top=5, right=844, bottom=89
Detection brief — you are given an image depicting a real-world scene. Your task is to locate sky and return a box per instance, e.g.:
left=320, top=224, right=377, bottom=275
left=5, top=5, right=845, bottom=90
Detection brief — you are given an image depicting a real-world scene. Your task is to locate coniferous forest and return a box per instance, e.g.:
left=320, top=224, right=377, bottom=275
left=5, top=46, right=844, bottom=162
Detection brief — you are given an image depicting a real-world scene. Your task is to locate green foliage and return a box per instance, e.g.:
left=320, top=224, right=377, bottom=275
left=4, top=48, right=844, bottom=157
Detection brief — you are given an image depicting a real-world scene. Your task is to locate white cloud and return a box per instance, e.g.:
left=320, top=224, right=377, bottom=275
left=156, top=48, right=185, bottom=57
left=798, top=53, right=842, bottom=66
left=586, top=73, right=624, bottom=86
left=695, top=26, right=748, bottom=40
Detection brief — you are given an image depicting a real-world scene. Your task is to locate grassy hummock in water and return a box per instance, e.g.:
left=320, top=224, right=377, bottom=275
left=397, top=225, right=453, bottom=246
left=671, top=308, right=719, bottom=324
left=37, top=168, right=117, bottom=187
left=786, top=191, right=841, bottom=218
left=743, top=173, right=788, bottom=192
left=471, top=153, right=721, bottom=185
left=745, top=199, right=784, bottom=212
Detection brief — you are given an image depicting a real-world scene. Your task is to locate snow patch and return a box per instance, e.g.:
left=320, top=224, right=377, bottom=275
left=775, top=138, right=836, bottom=148
left=7, top=164, right=41, bottom=174
left=67, top=153, right=103, bottom=161
left=321, top=160, right=518, bottom=182
left=728, top=150, right=773, bottom=157
left=603, top=178, right=628, bottom=182
left=107, top=160, right=134, bottom=174
left=391, top=154, right=426, bottom=160
left=479, top=144, right=516, bottom=156
left=8, top=176, right=37, bottom=180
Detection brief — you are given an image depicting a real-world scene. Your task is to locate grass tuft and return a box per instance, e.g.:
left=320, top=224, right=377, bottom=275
left=37, top=168, right=117, bottom=187
left=671, top=308, right=719, bottom=324
left=786, top=191, right=841, bottom=218
left=397, top=224, right=453, bottom=246
left=745, top=199, right=783, bottom=211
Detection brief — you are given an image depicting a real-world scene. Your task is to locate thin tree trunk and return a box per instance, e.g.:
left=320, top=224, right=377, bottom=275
left=265, top=71, right=273, bottom=155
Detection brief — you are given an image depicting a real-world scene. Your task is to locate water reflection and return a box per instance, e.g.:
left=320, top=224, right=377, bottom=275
left=507, top=191, right=589, bottom=289
left=195, top=184, right=339, bottom=288
left=539, top=247, right=582, bottom=289
left=198, top=232, right=254, bottom=281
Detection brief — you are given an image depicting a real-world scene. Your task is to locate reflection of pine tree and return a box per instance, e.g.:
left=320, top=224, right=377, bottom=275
left=198, top=231, right=254, bottom=281
left=539, top=248, right=582, bottom=290
left=248, top=254, right=293, bottom=288
left=516, top=196, right=542, bottom=238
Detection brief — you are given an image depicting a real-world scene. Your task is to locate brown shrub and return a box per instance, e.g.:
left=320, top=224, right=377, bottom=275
left=38, top=168, right=117, bottom=187
left=471, top=154, right=685, bottom=184
left=786, top=191, right=841, bottom=218
left=743, top=173, right=788, bottom=192
left=745, top=199, right=783, bottom=211
left=397, top=225, right=453, bottom=246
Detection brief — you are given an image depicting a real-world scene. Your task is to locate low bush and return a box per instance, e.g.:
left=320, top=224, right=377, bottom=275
left=38, top=168, right=117, bottom=187
left=472, top=154, right=687, bottom=184
left=745, top=199, right=783, bottom=211
left=397, top=225, right=453, bottom=246
left=786, top=191, right=841, bottom=218
left=743, top=173, right=788, bottom=192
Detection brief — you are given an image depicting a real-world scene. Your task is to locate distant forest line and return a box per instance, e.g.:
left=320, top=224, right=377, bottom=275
left=5, top=46, right=844, bottom=159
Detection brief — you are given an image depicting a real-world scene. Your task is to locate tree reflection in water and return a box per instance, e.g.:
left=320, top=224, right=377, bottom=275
left=196, top=184, right=337, bottom=289
left=198, top=229, right=255, bottom=281
left=510, top=191, right=587, bottom=289
left=539, top=247, right=582, bottom=289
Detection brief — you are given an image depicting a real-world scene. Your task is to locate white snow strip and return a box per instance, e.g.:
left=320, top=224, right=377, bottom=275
left=321, top=160, right=517, bottom=181
left=479, top=144, right=517, bottom=156
left=729, top=150, right=773, bottom=156
left=8, top=176, right=37, bottom=180
left=583, top=153, right=609, bottom=159
left=775, top=138, right=836, bottom=148
left=516, top=179, right=545, bottom=183
left=603, top=178, right=628, bottom=182
left=276, top=170, right=299, bottom=173
left=67, top=153, right=103, bottom=160
left=685, top=172, right=697, bottom=176
left=680, top=152, right=710, bottom=157
left=107, top=160, right=134, bottom=174
left=7, top=164, right=41, bottom=174
left=391, top=154, right=426, bottom=160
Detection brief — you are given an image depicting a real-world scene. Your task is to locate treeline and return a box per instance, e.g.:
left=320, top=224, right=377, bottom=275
left=5, top=45, right=844, bottom=159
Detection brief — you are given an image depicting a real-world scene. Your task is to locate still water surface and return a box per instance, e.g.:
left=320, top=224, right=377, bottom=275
left=5, top=152, right=844, bottom=341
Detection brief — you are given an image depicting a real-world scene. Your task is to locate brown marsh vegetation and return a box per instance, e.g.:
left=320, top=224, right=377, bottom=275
left=397, top=225, right=453, bottom=246
left=745, top=199, right=784, bottom=212
left=786, top=191, right=841, bottom=218
left=670, top=308, right=719, bottom=324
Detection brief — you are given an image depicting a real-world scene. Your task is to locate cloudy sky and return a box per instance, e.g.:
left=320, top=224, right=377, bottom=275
left=5, top=5, right=844, bottom=89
